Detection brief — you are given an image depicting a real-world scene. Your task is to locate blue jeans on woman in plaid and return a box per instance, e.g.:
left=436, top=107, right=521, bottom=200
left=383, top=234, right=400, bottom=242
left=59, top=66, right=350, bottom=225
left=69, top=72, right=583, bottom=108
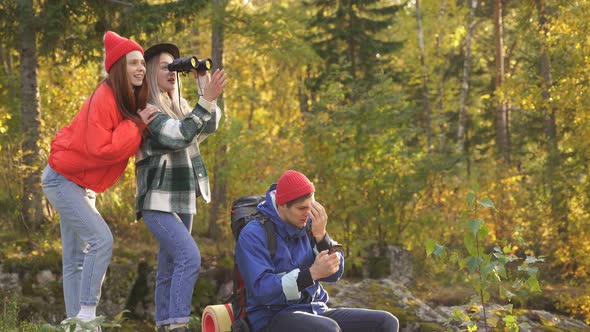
left=142, top=210, right=201, bottom=327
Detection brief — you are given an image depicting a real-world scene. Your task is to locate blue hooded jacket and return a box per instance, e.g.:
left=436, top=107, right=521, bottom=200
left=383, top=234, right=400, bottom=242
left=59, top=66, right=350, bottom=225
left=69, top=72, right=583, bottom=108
left=235, top=183, right=345, bottom=332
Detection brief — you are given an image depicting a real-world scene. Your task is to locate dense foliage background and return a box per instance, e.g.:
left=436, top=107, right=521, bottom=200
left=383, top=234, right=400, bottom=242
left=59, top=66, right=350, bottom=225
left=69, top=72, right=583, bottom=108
left=1, top=0, right=590, bottom=328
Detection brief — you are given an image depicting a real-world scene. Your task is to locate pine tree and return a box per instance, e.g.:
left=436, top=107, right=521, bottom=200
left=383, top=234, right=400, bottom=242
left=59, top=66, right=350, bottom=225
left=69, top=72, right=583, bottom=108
left=306, top=0, right=403, bottom=93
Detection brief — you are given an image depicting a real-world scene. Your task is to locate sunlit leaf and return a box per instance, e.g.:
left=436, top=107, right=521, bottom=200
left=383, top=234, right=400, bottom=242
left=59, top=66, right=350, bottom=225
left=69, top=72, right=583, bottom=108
left=477, top=197, right=495, bottom=209
left=528, top=276, right=541, bottom=292
left=425, top=239, right=436, bottom=256
left=500, top=286, right=515, bottom=300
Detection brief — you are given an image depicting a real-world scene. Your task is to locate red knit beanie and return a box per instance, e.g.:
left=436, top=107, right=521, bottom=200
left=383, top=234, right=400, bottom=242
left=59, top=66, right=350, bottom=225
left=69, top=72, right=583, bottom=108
left=103, top=31, right=143, bottom=73
left=275, top=170, right=315, bottom=205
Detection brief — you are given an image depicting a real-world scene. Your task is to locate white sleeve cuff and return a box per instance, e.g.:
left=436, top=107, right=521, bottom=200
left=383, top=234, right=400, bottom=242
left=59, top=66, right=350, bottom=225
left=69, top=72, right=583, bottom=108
left=281, top=268, right=301, bottom=301
left=198, top=97, right=214, bottom=111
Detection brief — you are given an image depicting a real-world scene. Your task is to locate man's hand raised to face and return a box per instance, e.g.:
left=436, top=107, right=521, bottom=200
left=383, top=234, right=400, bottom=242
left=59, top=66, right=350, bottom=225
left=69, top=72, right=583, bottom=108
left=308, top=201, right=327, bottom=242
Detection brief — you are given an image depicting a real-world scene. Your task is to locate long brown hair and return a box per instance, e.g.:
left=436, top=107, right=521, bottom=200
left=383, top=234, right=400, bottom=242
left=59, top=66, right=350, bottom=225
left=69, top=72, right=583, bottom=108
left=105, top=56, right=149, bottom=127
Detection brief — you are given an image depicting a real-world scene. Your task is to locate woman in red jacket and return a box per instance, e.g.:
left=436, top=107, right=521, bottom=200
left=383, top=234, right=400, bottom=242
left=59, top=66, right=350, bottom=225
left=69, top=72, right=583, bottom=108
left=41, top=31, right=156, bottom=330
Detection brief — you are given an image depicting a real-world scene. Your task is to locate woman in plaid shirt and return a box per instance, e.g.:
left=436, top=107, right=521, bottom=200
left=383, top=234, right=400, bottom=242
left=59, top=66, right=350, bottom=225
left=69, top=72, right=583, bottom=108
left=135, top=43, right=227, bottom=332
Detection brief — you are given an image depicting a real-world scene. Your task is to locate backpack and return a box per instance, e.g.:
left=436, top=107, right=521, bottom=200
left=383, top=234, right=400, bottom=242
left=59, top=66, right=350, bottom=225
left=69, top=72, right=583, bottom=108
left=230, top=195, right=277, bottom=332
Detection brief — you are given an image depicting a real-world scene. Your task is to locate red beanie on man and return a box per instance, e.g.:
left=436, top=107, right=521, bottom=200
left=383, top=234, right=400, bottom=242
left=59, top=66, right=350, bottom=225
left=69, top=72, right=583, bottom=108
left=103, top=31, right=143, bottom=73
left=275, top=170, right=315, bottom=205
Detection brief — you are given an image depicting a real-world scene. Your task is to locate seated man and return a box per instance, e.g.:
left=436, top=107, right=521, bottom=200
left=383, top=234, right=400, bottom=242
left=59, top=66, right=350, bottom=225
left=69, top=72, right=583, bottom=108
left=235, top=170, right=400, bottom=332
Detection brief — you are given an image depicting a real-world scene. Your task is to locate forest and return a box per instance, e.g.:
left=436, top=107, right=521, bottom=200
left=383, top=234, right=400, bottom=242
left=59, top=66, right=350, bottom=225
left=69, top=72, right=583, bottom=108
left=1, top=0, right=590, bottom=331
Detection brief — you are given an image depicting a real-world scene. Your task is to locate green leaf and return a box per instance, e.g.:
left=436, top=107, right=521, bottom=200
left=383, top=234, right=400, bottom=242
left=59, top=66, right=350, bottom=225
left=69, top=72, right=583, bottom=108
left=496, top=264, right=507, bottom=278
left=494, top=252, right=509, bottom=265
left=528, top=276, right=541, bottom=292
left=481, top=261, right=496, bottom=278
left=512, top=278, right=524, bottom=289
left=477, top=224, right=489, bottom=240
left=527, top=266, right=539, bottom=278
left=466, top=256, right=483, bottom=274
left=515, top=234, right=525, bottom=245
left=451, top=252, right=463, bottom=267
left=467, top=219, right=484, bottom=235
left=425, top=239, right=436, bottom=256
left=434, top=244, right=446, bottom=258
left=464, top=233, right=477, bottom=256
left=113, top=309, right=130, bottom=322
left=525, top=256, right=544, bottom=264
left=425, top=241, right=446, bottom=258
left=477, top=197, right=495, bottom=209
left=500, top=286, right=515, bottom=300
left=467, top=192, right=476, bottom=207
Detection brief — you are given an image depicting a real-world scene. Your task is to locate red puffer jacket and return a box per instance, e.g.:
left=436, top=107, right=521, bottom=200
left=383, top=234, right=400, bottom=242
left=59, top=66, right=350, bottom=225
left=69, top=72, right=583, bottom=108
left=48, top=82, right=141, bottom=193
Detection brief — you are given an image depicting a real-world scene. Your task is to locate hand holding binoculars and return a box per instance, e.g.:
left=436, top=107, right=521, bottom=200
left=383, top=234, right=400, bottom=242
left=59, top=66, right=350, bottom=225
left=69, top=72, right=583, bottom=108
left=168, top=56, right=212, bottom=74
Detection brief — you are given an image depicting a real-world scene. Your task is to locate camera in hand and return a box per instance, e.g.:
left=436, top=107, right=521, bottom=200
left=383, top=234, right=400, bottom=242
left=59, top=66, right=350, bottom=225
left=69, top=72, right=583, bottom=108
left=168, top=56, right=212, bottom=73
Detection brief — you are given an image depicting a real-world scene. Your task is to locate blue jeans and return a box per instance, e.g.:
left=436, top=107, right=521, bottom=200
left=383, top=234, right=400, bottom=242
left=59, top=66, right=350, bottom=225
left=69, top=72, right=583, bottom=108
left=41, top=165, right=113, bottom=318
left=142, top=210, right=201, bottom=326
left=263, top=308, right=399, bottom=332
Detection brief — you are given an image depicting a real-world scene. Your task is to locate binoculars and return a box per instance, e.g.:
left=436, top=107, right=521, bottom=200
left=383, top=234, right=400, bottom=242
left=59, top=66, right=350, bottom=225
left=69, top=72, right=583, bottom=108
left=168, top=56, right=212, bottom=73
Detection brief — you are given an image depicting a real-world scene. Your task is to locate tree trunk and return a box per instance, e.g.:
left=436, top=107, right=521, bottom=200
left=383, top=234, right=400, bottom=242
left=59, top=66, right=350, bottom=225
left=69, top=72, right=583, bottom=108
left=456, top=0, right=477, bottom=156
left=18, top=0, right=43, bottom=231
left=435, top=0, right=447, bottom=150
left=415, top=0, right=433, bottom=154
left=207, top=0, right=227, bottom=240
left=248, top=79, right=256, bottom=129
left=297, top=73, right=309, bottom=116
left=535, top=0, right=569, bottom=269
left=494, top=0, right=510, bottom=164
left=346, top=0, right=356, bottom=83
left=0, top=42, right=11, bottom=75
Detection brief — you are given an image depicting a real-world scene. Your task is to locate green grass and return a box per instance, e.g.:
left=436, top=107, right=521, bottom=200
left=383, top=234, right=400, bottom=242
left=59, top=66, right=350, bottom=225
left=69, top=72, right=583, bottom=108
left=1, top=293, right=59, bottom=331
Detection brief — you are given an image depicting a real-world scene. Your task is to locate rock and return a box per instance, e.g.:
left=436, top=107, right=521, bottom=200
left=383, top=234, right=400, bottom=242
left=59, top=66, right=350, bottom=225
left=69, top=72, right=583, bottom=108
left=124, top=260, right=156, bottom=321
left=36, top=270, right=56, bottom=287
left=0, top=265, right=21, bottom=294
left=217, top=280, right=233, bottom=303
left=328, top=277, right=590, bottom=332
left=363, top=245, right=413, bottom=284
left=379, top=278, right=447, bottom=323
left=525, top=310, right=590, bottom=330
left=100, top=260, right=146, bottom=320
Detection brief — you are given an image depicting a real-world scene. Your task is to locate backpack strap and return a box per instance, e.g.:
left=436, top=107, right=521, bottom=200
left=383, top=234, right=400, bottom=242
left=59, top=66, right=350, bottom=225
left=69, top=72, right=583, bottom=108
left=258, top=213, right=316, bottom=259
left=257, top=213, right=277, bottom=259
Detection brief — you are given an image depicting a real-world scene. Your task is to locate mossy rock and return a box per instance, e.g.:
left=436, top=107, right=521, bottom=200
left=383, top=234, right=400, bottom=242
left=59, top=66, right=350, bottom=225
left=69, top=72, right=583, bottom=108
left=101, top=262, right=142, bottom=319
left=417, top=322, right=446, bottom=331
left=538, top=327, right=571, bottom=332
left=367, top=255, right=391, bottom=279
left=2, top=249, right=62, bottom=276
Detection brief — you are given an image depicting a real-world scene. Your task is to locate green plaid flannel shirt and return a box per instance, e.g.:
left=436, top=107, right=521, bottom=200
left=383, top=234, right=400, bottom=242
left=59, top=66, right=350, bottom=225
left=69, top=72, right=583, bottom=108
left=135, top=98, right=221, bottom=218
